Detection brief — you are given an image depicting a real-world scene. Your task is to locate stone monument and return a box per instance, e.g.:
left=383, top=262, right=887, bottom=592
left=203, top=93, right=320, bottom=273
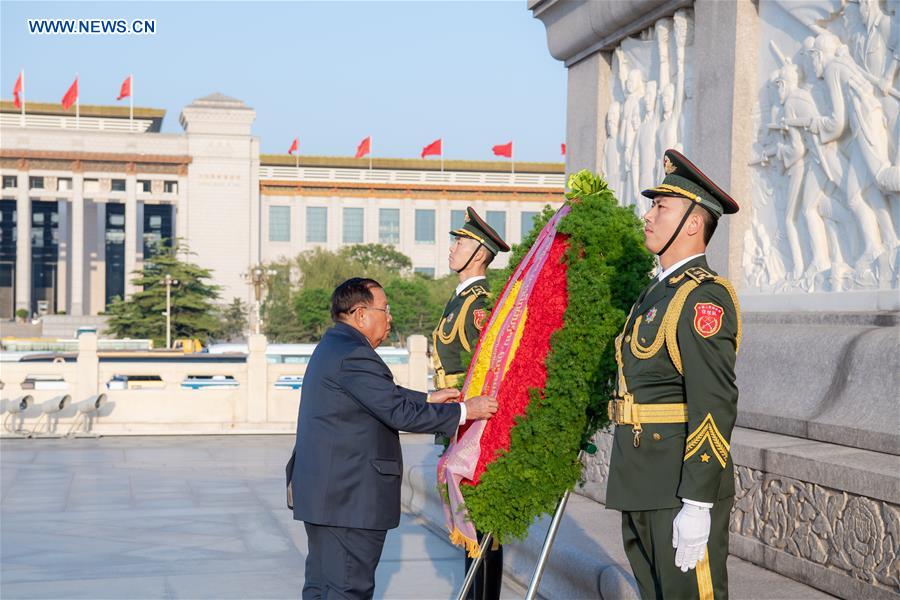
left=530, top=0, right=899, bottom=597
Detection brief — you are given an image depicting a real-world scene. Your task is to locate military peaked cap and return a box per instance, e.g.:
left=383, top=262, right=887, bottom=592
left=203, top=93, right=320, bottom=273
left=450, top=207, right=510, bottom=254
left=642, top=149, right=740, bottom=218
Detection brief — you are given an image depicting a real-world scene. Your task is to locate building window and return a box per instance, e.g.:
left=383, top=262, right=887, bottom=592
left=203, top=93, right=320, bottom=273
left=105, top=203, right=126, bottom=305
left=520, top=211, right=539, bottom=239
left=2, top=176, right=17, bottom=189
left=111, top=179, right=126, bottom=192
left=143, top=204, right=173, bottom=257
left=306, top=206, right=327, bottom=243
left=29, top=177, right=44, bottom=190
left=486, top=211, right=506, bottom=241
left=163, top=181, right=178, bottom=194
left=415, top=209, right=435, bottom=244
left=269, top=206, right=291, bottom=242
left=57, top=178, right=72, bottom=192
left=343, top=207, right=364, bottom=244
left=138, top=180, right=151, bottom=193
left=414, top=267, right=435, bottom=278
left=450, top=209, right=466, bottom=233
left=379, top=208, right=400, bottom=244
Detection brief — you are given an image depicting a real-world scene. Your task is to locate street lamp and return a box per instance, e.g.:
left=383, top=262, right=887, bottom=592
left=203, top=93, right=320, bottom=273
left=243, top=265, right=277, bottom=335
left=162, top=273, right=180, bottom=349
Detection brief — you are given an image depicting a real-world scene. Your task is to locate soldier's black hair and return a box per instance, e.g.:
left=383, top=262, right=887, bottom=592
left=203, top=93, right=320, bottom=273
left=331, top=277, right=383, bottom=321
left=678, top=196, right=718, bottom=246
left=699, top=206, right=718, bottom=245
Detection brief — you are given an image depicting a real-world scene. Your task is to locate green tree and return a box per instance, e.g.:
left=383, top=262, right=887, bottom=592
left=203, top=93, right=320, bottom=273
left=294, top=247, right=367, bottom=290
left=261, top=262, right=308, bottom=342
left=383, top=277, right=443, bottom=344
left=105, top=240, right=222, bottom=347
left=215, top=297, right=249, bottom=342
left=292, top=287, right=333, bottom=341
left=339, top=244, right=412, bottom=273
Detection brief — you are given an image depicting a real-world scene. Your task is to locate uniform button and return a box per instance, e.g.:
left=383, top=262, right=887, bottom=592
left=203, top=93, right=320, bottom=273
left=624, top=335, right=631, bottom=343
left=640, top=337, right=647, bottom=344
left=652, top=433, right=662, bottom=441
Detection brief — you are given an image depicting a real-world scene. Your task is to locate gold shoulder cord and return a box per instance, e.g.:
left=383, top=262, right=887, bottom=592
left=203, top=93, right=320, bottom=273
left=629, top=277, right=743, bottom=375
left=666, top=276, right=743, bottom=375
left=436, top=293, right=481, bottom=352
left=431, top=327, right=447, bottom=389
left=614, top=304, right=637, bottom=397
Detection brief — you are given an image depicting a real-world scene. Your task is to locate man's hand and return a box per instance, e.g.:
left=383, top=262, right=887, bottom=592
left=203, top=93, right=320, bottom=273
left=672, top=502, right=711, bottom=572
left=463, top=395, right=498, bottom=420
left=428, top=388, right=461, bottom=404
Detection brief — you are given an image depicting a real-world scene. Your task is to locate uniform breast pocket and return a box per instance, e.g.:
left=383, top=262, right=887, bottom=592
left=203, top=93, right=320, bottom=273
left=370, top=458, right=401, bottom=477
left=634, top=321, right=663, bottom=349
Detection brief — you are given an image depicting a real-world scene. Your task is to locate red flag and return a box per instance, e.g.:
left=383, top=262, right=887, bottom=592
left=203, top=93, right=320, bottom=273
left=421, top=138, right=442, bottom=159
left=12, top=72, right=23, bottom=109
left=492, top=141, right=513, bottom=158
left=117, top=75, right=132, bottom=101
left=288, top=138, right=298, bottom=155
left=561, top=143, right=566, bottom=156
left=355, top=136, right=371, bottom=159
left=61, top=77, right=78, bottom=110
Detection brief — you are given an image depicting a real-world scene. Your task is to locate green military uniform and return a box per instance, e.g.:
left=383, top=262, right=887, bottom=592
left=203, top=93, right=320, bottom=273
left=432, top=206, right=508, bottom=600
left=432, top=279, right=491, bottom=389
left=606, top=150, right=741, bottom=600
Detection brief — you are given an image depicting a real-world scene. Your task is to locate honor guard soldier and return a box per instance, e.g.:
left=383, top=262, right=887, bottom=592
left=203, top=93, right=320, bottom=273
left=606, top=150, right=741, bottom=600
left=432, top=206, right=509, bottom=600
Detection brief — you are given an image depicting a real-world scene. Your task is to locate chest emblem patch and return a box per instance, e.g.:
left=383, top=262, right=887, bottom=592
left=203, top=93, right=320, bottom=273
left=693, top=302, right=724, bottom=338
left=644, top=307, right=658, bottom=324
left=473, top=308, right=487, bottom=331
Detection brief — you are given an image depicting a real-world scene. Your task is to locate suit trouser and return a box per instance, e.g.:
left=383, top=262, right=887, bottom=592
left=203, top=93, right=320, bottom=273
left=463, top=530, right=504, bottom=600
left=621, top=498, right=732, bottom=600
left=303, top=522, right=387, bottom=600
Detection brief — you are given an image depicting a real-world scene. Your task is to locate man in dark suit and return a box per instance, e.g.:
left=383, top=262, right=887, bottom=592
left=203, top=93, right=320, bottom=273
left=288, top=277, right=498, bottom=600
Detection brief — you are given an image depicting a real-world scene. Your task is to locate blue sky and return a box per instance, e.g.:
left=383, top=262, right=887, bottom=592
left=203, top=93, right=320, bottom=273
left=1, top=1, right=567, bottom=162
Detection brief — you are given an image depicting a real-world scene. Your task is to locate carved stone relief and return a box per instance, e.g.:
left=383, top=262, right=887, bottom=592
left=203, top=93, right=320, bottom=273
left=579, top=444, right=900, bottom=594
left=748, top=0, right=900, bottom=292
left=581, top=428, right=614, bottom=488
left=731, top=465, right=900, bottom=593
left=602, top=9, right=694, bottom=214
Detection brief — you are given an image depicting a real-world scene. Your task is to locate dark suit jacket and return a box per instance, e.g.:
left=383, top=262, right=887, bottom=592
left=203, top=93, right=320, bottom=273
left=289, top=322, right=462, bottom=530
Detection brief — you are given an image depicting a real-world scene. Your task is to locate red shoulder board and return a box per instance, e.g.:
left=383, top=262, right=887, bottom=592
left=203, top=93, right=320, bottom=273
left=693, top=302, right=724, bottom=338
left=473, top=308, right=487, bottom=331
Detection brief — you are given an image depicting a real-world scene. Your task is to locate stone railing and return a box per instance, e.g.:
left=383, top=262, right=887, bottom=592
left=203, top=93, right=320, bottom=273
left=0, top=333, right=429, bottom=436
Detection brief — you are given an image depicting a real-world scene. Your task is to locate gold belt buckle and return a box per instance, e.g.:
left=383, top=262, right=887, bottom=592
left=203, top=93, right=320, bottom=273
left=609, top=394, right=635, bottom=425
left=609, top=394, right=643, bottom=447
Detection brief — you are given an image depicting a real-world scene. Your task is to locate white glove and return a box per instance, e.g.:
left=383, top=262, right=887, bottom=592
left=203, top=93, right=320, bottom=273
left=672, top=502, right=711, bottom=572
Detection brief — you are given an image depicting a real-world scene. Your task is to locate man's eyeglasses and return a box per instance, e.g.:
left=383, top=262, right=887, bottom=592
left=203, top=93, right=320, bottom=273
left=349, top=304, right=391, bottom=316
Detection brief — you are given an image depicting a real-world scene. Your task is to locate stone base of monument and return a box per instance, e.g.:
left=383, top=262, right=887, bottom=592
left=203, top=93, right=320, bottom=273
left=404, top=441, right=831, bottom=600
left=577, top=312, right=900, bottom=600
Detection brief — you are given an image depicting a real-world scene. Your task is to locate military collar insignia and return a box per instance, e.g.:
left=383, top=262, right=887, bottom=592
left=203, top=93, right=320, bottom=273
left=644, top=307, right=658, bottom=324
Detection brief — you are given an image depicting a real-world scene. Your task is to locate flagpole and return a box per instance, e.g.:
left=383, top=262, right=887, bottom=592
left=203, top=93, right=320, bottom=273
left=295, top=137, right=299, bottom=169
left=369, top=136, right=373, bottom=171
left=129, top=74, right=134, bottom=131
left=20, top=70, right=25, bottom=127
left=511, top=142, right=515, bottom=176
